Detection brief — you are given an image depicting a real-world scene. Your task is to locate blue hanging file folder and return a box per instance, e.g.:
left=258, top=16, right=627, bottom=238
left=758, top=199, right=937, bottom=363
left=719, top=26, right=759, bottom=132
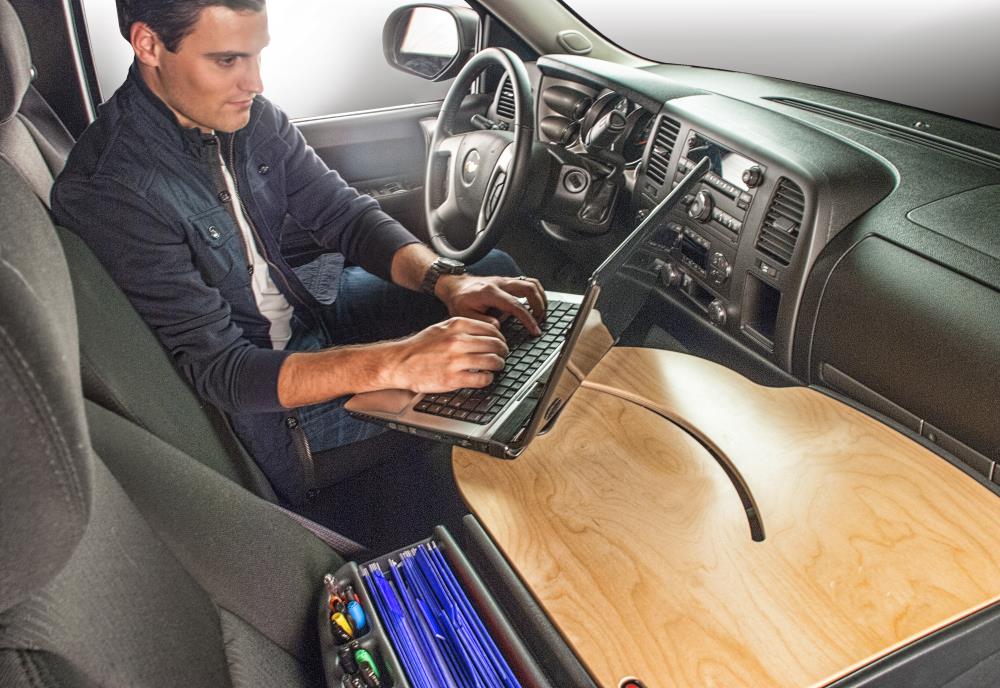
left=361, top=541, right=524, bottom=688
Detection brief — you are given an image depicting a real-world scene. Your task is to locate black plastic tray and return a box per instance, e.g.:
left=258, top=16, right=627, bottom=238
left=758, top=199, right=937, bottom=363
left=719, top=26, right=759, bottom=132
left=319, top=525, right=549, bottom=688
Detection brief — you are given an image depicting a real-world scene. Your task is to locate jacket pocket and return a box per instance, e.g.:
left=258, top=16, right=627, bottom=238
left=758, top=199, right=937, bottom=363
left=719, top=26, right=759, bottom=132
left=247, top=135, right=289, bottom=195
left=186, top=206, right=249, bottom=288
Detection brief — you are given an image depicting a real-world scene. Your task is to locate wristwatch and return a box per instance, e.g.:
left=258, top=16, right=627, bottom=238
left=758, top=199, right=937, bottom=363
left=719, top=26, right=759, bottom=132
left=420, top=257, right=466, bottom=296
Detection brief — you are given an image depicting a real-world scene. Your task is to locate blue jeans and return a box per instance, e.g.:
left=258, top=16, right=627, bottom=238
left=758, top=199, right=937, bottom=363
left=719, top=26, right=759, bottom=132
left=289, top=250, right=521, bottom=453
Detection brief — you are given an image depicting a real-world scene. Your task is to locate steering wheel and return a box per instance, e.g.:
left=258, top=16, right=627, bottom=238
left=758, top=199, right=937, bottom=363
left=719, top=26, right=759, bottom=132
left=425, top=47, right=533, bottom=264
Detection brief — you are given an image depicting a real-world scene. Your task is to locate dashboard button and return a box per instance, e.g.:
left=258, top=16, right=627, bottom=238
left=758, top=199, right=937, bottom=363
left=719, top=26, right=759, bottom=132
left=759, top=261, right=778, bottom=277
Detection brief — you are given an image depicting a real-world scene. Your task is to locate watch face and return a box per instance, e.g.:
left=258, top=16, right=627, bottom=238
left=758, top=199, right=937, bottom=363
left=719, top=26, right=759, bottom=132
left=438, top=258, right=465, bottom=273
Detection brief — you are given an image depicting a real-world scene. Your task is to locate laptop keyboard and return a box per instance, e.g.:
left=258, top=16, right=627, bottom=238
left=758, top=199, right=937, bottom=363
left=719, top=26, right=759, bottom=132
left=414, top=300, right=580, bottom=425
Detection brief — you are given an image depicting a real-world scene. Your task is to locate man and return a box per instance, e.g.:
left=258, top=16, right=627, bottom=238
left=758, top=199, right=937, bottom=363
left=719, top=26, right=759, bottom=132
left=52, top=0, right=546, bottom=505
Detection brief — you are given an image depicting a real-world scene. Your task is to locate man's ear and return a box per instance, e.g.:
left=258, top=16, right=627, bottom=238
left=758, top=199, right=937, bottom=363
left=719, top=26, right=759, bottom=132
left=130, top=21, right=162, bottom=67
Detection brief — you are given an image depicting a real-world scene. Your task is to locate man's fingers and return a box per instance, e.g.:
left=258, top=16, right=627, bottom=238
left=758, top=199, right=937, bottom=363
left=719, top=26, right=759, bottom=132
left=440, top=275, right=548, bottom=336
left=497, top=294, right=540, bottom=335
left=453, top=370, right=496, bottom=390
left=443, top=316, right=502, bottom=338
left=458, top=333, right=508, bottom=358
left=456, top=352, right=505, bottom=373
left=503, top=277, right=547, bottom=321
left=461, top=311, right=502, bottom=330
left=468, top=286, right=539, bottom=335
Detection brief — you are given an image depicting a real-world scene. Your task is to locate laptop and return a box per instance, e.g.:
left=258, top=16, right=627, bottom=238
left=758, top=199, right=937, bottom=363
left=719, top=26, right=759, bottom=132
left=345, top=157, right=710, bottom=458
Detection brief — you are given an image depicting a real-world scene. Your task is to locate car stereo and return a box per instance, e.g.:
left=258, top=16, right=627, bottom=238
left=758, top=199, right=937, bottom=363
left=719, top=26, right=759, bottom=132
left=645, top=132, right=768, bottom=301
left=673, top=131, right=766, bottom=242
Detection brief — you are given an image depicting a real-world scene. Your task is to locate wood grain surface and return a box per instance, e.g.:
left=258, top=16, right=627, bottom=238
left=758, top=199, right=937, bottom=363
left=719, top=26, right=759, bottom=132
left=453, top=348, right=1000, bottom=688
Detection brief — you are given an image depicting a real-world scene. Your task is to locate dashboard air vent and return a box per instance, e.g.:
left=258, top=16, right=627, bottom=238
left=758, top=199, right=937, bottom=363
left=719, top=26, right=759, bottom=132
left=755, top=178, right=805, bottom=266
left=645, top=116, right=681, bottom=187
left=496, top=78, right=516, bottom=120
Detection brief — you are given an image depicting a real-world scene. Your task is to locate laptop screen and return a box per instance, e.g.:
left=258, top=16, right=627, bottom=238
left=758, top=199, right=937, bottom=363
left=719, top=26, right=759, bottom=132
left=505, top=157, right=710, bottom=454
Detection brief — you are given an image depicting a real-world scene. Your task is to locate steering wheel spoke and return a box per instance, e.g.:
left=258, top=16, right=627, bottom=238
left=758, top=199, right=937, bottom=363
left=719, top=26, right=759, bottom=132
left=424, top=48, right=533, bottom=263
left=477, top=144, right=514, bottom=233
left=427, top=134, right=466, bottom=226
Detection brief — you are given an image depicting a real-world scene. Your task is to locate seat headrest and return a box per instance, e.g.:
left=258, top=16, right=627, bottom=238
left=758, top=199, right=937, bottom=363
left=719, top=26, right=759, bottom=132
left=0, top=0, right=32, bottom=124
left=0, top=159, right=91, bottom=612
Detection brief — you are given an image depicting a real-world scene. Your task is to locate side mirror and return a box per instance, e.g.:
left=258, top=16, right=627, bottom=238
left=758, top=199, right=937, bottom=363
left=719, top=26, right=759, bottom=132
left=382, top=4, right=479, bottom=82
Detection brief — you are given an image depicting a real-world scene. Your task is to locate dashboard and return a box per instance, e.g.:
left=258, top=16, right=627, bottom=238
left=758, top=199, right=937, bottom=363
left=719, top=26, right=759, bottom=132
left=489, top=54, right=1000, bottom=490
left=495, top=56, right=894, bottom=370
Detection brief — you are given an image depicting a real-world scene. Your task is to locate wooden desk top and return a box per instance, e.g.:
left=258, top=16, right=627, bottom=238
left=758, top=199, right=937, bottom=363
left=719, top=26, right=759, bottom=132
left=453, top=348, right=1000, bottom=687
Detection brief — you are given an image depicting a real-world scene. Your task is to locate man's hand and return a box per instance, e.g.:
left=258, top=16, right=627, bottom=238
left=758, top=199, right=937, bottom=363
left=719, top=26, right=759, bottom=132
left=435, top=274, right=547, bottom=336
left=383, top=317, right=509, bottom=393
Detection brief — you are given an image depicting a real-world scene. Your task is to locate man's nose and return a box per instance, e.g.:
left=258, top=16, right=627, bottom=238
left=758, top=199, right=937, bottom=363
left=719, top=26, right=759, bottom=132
left=241, top=55, right=264, bottom=94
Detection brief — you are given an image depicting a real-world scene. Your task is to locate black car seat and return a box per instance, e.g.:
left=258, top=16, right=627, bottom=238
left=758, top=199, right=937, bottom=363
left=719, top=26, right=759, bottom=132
left=0, top=157, right=342, bottom=687
left=0, top=0, right=73, bottom=207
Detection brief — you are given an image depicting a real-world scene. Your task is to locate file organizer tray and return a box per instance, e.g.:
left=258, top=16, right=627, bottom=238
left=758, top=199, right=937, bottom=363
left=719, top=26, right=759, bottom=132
left=319, top=525, right=550, bottom=688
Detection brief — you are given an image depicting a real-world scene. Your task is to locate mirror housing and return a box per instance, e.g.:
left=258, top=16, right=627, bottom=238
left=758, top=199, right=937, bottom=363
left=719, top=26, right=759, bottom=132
left=382, top=4, right=479, bottom=82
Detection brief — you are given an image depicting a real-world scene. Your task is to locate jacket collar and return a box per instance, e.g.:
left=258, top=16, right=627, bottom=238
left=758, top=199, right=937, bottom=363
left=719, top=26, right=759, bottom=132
left=124, top=62, right=261, bottom=158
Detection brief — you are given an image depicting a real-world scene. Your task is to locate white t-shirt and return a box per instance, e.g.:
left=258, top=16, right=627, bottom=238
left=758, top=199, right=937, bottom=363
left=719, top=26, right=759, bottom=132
left=217, top=149, right=294, bottom=350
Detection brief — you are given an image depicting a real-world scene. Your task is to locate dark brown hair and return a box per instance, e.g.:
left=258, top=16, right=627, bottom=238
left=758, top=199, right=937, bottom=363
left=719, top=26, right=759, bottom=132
left=116, top=0, right=266, bottom=52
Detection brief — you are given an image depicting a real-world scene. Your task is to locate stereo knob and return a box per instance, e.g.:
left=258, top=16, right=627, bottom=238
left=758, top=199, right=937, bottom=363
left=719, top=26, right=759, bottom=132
left=742, top=166, right=763, bottom=188
left=660, top=261, right=683, bottom=288
left=708, top=252, right=732, bottom=285
left=707, top=299, right=727, bottom=326
left=687, top=190, right=714, bottom=222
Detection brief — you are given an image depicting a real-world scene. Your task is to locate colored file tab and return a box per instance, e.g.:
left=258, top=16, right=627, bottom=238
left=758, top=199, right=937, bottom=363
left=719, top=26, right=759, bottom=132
left=361, top=541, right=523, bottom=688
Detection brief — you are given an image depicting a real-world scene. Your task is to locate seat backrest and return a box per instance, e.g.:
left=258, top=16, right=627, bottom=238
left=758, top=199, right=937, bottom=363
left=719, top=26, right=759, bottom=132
left=58, top=227, right=279, bottom=500
left=0, top=0, right=74, bottom=207
left=0, top=157, right=338, bottom=687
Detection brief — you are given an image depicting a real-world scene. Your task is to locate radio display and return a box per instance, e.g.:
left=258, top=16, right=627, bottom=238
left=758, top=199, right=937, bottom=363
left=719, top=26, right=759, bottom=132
left=681, top=234, right=709, bottom=271
left=687, top=134, right=756, bottom=192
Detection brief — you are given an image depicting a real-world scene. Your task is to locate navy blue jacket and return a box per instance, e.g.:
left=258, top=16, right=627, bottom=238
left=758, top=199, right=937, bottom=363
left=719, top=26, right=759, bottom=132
left=53, top=65, right=420, bottom=503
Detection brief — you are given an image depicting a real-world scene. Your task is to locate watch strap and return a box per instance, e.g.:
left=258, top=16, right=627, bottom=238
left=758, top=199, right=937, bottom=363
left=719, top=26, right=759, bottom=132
left=420, top=258, right=465, bottom=296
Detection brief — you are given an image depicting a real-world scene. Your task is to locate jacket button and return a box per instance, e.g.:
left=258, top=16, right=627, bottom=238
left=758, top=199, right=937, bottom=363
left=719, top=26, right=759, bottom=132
left=218, top=191, right=231, bottom=203
left=207, top=226, right=221, bottom=240
left=285, top=416, right=299, bottom=429
left=257, top=164, right=270, bottom=175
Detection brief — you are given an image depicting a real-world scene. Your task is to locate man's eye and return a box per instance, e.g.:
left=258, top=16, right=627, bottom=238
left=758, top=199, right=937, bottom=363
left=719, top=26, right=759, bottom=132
left=217, top=57, right=237, bottom=67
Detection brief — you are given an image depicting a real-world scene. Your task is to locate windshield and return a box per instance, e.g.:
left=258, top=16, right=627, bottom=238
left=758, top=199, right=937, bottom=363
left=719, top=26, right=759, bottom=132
left=561, top=0, right=1000, bottom=129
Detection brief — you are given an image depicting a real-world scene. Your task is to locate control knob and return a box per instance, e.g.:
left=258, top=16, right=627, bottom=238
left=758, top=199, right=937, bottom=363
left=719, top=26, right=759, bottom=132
left=687, top=190, right=714, bottom=222
left=708, top=251, right=732, bottom=285
left=707, top=299, right=727, bottom=327
left=742, top=166, right=763, bottom=188
left=659, top=261, right=683, bottom=288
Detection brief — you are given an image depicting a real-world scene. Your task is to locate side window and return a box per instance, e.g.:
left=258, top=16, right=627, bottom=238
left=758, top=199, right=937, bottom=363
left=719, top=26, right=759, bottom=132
left=79, top=0, right=472, bottom=119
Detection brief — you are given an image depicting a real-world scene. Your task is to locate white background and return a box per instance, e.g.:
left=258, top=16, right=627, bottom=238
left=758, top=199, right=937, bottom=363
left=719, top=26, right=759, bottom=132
left=566, top=0, right=1000, bottom=128
left=80, top=0, right=469, bottom=119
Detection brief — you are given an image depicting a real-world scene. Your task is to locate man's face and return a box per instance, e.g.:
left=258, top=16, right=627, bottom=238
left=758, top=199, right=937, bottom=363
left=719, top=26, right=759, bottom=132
left=141, top=6, right=269, bottom=133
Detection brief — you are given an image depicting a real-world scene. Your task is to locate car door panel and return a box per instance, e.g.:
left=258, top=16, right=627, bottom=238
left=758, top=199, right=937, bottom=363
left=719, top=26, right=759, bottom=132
left=294, top=94, right=494, bottom=244
left=295, top=104, right=437, bottom=241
